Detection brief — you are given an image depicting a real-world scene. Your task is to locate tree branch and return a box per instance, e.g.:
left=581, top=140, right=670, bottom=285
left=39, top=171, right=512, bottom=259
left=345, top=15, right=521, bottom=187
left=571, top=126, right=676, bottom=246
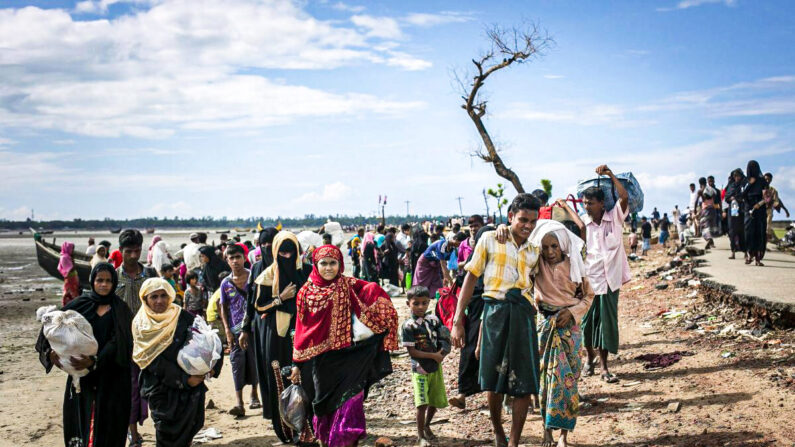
left=458, top=22, right=553, bottom=194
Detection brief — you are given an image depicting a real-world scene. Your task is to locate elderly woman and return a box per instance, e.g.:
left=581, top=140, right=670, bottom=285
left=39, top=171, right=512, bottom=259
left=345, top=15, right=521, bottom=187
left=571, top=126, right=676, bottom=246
left=240, top=231, right=307, bottom=443
left=291, top=244, right=399, bottom=447
left=132, top=278, right=222, bottom=447
left=36, top=262, right=134, bottom=447
left=530, top=221, right=594, bottom=447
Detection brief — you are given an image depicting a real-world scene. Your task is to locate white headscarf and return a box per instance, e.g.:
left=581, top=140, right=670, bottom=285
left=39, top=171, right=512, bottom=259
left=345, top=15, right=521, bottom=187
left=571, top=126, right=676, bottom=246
left=529, top=220, right=587, bottom=284
left=152, top=240, right=170, bottom=274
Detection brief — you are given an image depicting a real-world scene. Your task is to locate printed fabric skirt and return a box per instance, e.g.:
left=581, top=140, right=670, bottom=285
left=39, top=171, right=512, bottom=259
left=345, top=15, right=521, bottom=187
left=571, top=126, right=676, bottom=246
left=538, top=303, right=582, bottom=431
left=478, top=289, right=540, bottom=397
left=700, top=206, right=719, bottom=240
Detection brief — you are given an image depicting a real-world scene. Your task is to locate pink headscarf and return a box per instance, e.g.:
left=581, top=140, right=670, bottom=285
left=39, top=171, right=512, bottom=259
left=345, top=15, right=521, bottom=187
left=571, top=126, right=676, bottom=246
left=147, top=235, right=162, bottom=265
left=57, top=242, right=75, bottom=278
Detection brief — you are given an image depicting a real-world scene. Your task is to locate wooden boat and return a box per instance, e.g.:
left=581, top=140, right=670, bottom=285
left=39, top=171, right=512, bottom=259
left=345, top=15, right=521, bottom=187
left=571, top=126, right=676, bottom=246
left=145, top=228, right=155, bottom=234
left=33, top=234, right=93, bottom=289
left=109, top=227, right=122, bottom=234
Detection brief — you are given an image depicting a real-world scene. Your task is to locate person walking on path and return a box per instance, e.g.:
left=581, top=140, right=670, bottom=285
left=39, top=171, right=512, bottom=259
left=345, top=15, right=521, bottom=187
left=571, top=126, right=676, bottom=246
left=451, top=193, right=542, bottom=447
left=580, top=164, right=631, bottom=384
left=742, top=161, right=769, bottom=266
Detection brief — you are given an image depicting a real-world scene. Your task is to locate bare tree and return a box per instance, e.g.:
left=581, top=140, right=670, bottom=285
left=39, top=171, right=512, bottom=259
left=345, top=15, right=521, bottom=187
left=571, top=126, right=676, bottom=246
left=458, top=23, right=553, bottom=194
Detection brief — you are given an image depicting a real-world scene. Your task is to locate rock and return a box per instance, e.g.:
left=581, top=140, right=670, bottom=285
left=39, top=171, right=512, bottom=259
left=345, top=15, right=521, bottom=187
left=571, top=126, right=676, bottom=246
left=667, top=402, right=682, bottom=413
left=375, top=437, right=394, bottom=447
left=655, top=282, right=669, bottom=290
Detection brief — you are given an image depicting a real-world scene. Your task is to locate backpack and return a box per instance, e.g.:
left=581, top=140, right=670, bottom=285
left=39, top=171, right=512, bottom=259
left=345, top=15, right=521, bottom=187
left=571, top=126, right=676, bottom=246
left=435, top=284, right=459, bottom=330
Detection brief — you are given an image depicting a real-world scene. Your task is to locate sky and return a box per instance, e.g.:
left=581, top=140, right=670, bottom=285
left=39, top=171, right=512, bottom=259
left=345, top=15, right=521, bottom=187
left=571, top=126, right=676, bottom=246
left=1, top=0, right=794, bottom=221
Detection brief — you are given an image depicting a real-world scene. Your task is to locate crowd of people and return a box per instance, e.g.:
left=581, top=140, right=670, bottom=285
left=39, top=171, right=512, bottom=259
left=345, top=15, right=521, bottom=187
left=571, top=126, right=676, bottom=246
left=53, top=162, right=793, bottom=447
left=622, top=160, right=789, bottom=266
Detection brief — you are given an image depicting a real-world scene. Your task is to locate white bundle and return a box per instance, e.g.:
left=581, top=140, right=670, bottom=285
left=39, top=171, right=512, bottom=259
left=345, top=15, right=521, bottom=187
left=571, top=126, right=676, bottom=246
left=39, top=308, right=99, bottom=393
left=382, top=283, right=402, bottom=298
left=323, top=222, right=345, bottom=247
left=297, top=231, right=323, bottom=252
left=177, top=316, right=222, bottom=376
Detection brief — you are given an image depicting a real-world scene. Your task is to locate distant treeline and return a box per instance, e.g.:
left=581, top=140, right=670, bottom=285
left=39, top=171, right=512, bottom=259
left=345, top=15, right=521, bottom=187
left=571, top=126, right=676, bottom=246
left=0, top=214, right=463, bottom=231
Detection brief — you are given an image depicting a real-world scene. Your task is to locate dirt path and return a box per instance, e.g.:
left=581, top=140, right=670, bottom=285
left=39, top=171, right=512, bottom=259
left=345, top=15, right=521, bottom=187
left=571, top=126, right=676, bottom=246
left=1, top=240, right=793, bottom=447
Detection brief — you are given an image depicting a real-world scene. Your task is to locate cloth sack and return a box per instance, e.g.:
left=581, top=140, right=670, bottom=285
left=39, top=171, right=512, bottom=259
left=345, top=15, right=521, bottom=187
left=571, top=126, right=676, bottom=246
left=577, top=172, right=644, bottom=214
left=39, top=308, right=99, bottom=393
left=177, top=316, right=222, bottom=376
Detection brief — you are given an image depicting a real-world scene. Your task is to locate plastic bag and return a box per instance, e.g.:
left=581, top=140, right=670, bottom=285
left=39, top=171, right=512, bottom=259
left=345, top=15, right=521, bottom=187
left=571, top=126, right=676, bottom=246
left=577, top=172, right=644, bottom=214
left=40, top=309, right=98, bottom=393
left=352, top=314, right=375, bottom=342
left=382, top=283, right=402, bottom=297
left=297, top=231, right=324, bottom=252
left=279, top=384, right=309, bottom=433
left=177, top=316, right=222, bottom=376
left=322, top=221, right=345, bottom=247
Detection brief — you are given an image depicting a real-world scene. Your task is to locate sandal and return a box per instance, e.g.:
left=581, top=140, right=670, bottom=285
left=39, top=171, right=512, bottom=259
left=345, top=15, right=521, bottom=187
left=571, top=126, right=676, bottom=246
left=229, top=406, right=245, bottom=417
left=249, top=400, right=262, bottom=410
left=448, top=396, right=465, bottom=410
left=601, top=373, right=619, bottom=383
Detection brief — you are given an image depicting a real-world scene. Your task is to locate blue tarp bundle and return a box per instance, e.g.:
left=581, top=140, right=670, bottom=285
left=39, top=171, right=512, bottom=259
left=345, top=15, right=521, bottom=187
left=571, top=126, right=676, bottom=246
left=576, top=172, right=644, bottom=214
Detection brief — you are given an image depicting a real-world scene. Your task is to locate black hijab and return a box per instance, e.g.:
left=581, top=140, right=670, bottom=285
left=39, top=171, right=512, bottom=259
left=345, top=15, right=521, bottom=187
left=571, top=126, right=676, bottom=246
left=66, top=262, right=133, bottom=366
left=258, top=227, right=279, bottom=267
left=725, top=169, right=746, bottom=202
left=744, top=160, right=768, bottom=196
left=275, top=239, right=301, bottom=292
left=199, top=245, right=227, bottom=292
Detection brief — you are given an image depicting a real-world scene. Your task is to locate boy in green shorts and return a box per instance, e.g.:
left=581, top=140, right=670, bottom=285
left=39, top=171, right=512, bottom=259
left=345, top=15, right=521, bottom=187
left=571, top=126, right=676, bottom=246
left=401, top=285, right=451, bottom=447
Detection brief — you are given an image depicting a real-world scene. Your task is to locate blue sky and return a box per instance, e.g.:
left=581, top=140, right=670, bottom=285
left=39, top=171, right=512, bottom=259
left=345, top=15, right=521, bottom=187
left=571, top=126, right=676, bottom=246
left=1, top=0, right=793, bottom=221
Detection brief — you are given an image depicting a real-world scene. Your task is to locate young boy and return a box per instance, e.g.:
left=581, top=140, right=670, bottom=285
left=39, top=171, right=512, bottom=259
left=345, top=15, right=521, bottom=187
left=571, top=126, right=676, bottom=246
left=580, top=164, right=631, bottom=384
left=160, top=263, right=183, bottom=306
left=640, top=217, right=652, bottom=256
left=402, top=286, right=450, bottom=447
left=628, top=229, right=639, bottom=255
left=219, top=244, right=260, bottom=416
left=451, top=193, right=542, bottom=447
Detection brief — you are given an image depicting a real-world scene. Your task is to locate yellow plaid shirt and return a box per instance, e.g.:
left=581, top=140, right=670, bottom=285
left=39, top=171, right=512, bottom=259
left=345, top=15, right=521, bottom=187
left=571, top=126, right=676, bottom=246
left=464, top=230, right=539, bottom=302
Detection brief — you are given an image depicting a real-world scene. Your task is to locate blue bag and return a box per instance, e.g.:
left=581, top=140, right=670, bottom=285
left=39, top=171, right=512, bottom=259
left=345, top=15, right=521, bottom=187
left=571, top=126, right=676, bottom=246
left=576, top=172, right=644, bottom=214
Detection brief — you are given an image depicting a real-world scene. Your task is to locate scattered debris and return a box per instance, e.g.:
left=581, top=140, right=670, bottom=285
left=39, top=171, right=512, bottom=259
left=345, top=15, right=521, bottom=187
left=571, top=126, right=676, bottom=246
left=667, top=402, right=682, bottom=413
left=375, top=437, right=394, bottom=447
left=655, top=282, right=669, bottom=290
left=721, top=351, right=735, bottom=358
left=635, top=351, right=694, bottom=369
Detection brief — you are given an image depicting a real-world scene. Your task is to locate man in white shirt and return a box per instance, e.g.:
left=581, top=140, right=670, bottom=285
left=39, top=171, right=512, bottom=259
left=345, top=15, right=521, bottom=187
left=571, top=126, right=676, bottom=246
left=182, top=232, right=205, bottom=272
left=85, top=237, right=96, bottom=256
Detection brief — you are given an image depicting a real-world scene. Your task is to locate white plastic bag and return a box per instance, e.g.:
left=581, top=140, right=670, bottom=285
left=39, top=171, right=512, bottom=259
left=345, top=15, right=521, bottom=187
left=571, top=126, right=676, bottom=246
left=352, top=314, right=374, bottom=342
left=279, top=384, right=309, bottom=433
left=177, top=316, right=222, bottom=376
left=40, top=309, right=99, bottom=393
left=382, top=283, right=402, bottom=298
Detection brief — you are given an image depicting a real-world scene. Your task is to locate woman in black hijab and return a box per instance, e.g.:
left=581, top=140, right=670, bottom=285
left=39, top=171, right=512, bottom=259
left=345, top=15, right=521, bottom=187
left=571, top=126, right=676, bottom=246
left=198, top=245, right=226, bottom=293
left=742, top=160, right=769, bottom=266
left=409, top=224, right=429, bottom=278
left=380, top=229, right=400, bottom=286
left=36, top=262, right=134, bottom=447
left=247, top=227, right=279, bottom=298
left=240, top=232, right=307, bottom=443
left=724, top=168, right=747, bottom=259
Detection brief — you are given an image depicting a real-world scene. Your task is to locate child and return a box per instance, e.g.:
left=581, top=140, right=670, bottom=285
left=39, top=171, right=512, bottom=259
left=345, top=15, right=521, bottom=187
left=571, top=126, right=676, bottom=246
left=641, top=217, right=652, bottom=256
left=401, top=286, right=450, bottom=447
left=628, top=229, right=638, bottom=255
left=219, top=244, right=260, bottom=416
left=160, top=263, right=184, bottom=306
left=322, top=233, right=333, bottom=245
left=183, top=270, right=206, bottom=318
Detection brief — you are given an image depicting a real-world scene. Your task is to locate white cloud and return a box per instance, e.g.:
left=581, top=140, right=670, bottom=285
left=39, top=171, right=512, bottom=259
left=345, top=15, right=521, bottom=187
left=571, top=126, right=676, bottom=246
left=502, top=102, right=653, bottom=128
left=403, top=12, right=473, bottom=27
left=0, top=1, right=431, bottom=138
left=543, top=74, right=564, bottom=79
left=330, top=2, right=365, bottom=13
left=657, top=0, right=737, bottom=12
left=0, top=205, right=33, bottom=220
left=351, top=14, right=403, bottom=39
left=297, top=182, right=353, bottom=203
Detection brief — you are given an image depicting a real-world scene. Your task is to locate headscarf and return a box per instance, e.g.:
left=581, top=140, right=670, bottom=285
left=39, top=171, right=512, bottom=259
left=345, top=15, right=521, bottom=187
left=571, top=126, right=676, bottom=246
left=293, top=244, right=399, bottom=362
left=147, top=235, right=162, bottom=265
left=529, top=220, right=587, bottom=284
left=725, top=169, right=746, bottom=202
left=57, top=242, right=75, bottom=278
left=199, top=245, right=226, bottom=292
left=56, top=263, right=133, bottom=367
left=151, top=240, right=170, bottom=273
left=131, top=278, right=180, bottom=370
left=109, top=250, right=123, bottom=269
left=254, top=231, right=302, bottom=300
left=254, top=232, right=302, bottom=336
left=258, top=227, right=279, bottom=266
left=746, top=160, right=763, bottom=181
